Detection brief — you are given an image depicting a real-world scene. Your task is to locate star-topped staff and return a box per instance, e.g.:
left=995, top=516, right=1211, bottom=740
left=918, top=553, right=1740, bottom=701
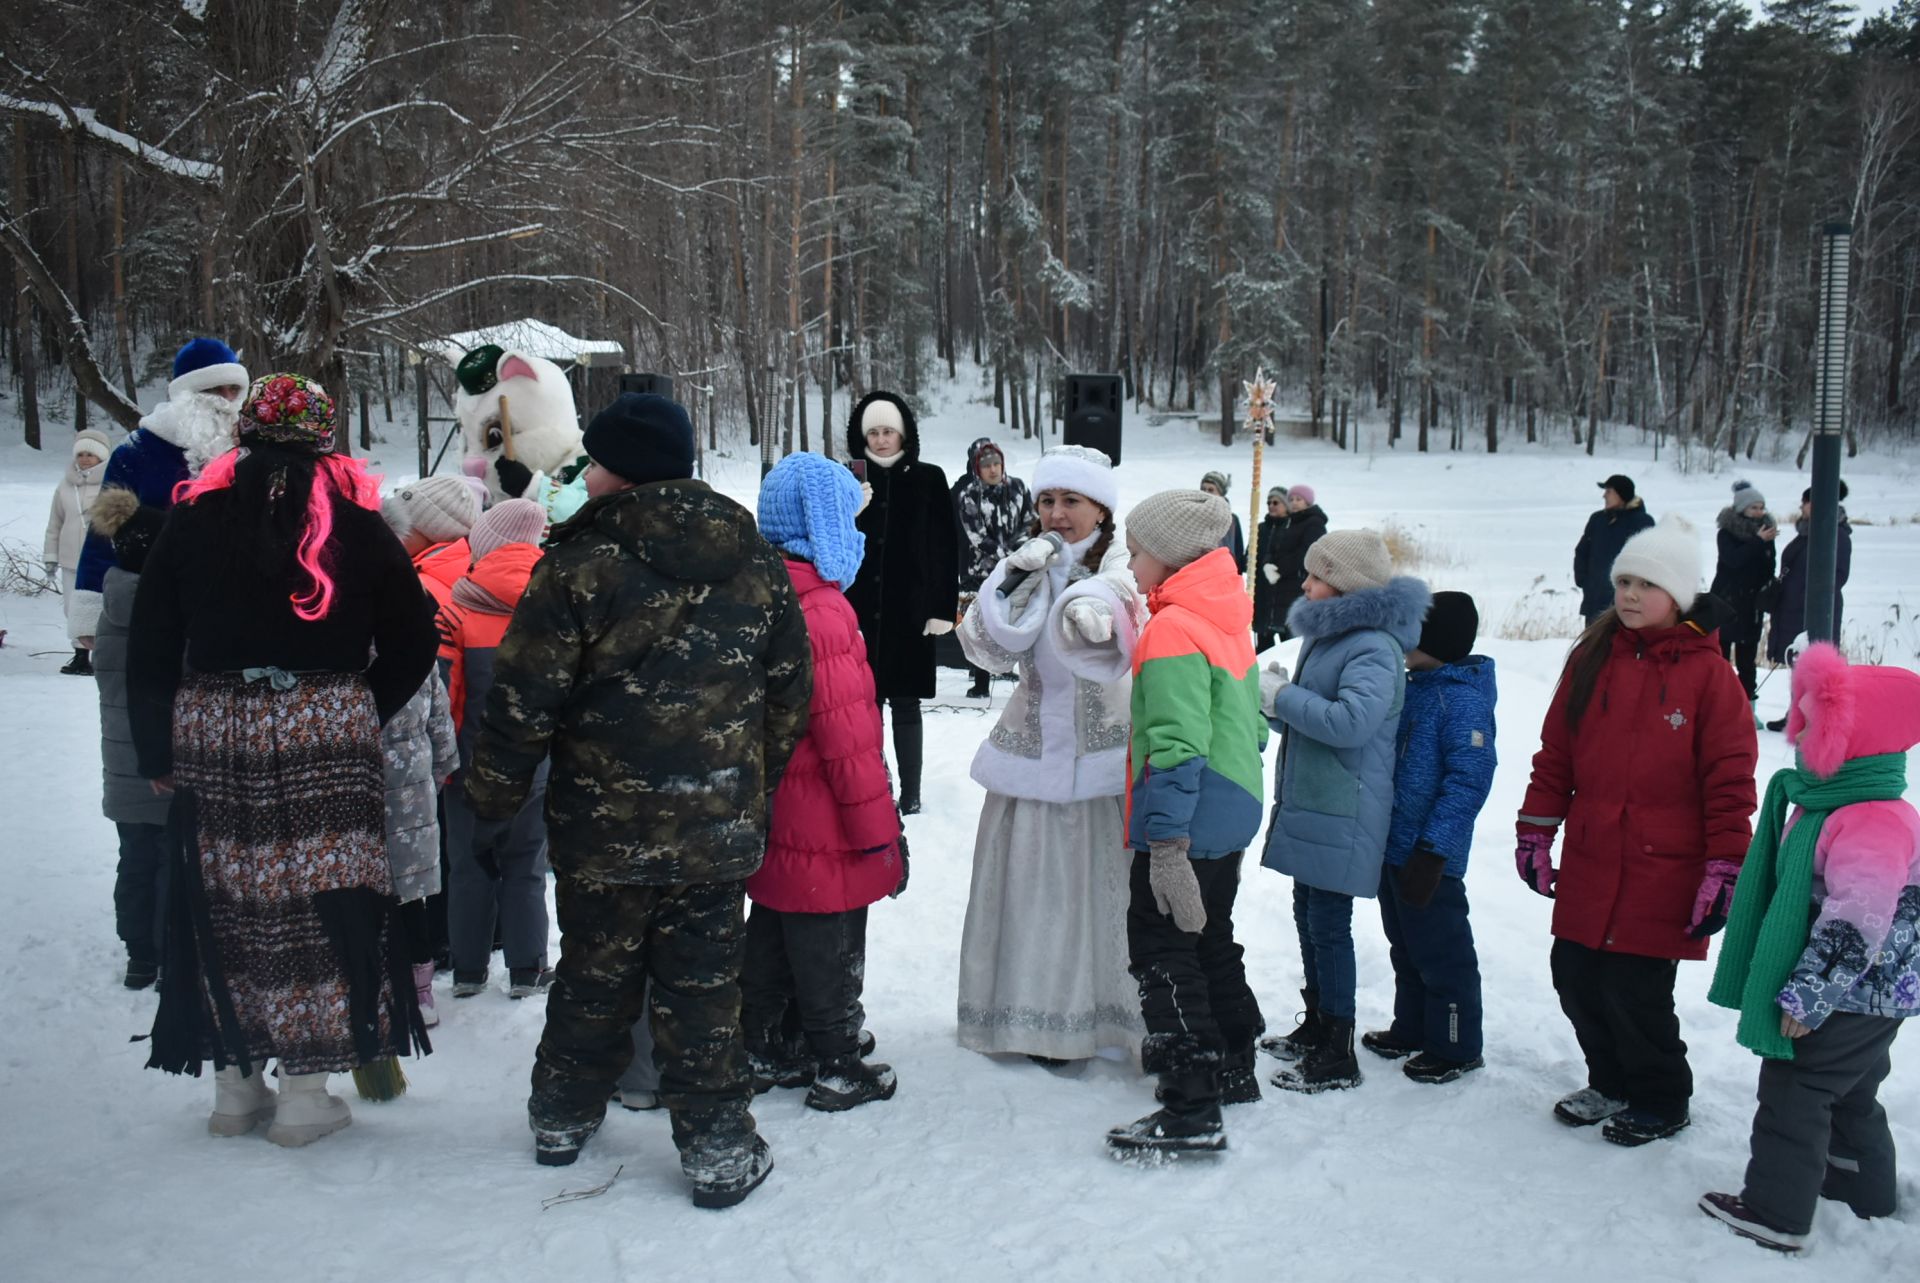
left=1243, top=367, right=1276, bottom=599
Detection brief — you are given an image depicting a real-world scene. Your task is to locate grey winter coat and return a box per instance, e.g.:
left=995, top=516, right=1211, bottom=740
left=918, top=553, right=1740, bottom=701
left=95, top=567, right=172, bottom=826
left=1260, top=576, right=1430, bottom=899
left=381, top=672, right=459, bottom=902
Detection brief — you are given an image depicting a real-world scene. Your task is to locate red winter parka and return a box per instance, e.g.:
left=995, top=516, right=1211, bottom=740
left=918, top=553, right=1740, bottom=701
left=746, top=559, right=902, bottom=913
left=1520, top=621, right=1758, bottom=961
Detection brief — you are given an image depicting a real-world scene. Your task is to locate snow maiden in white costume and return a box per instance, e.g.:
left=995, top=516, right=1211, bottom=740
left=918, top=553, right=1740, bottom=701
left=956, top=445, right=1145, bottom=1061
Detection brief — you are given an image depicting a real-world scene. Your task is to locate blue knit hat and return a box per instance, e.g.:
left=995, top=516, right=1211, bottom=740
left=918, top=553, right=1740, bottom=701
left=758, top=452, right=866, bottom=590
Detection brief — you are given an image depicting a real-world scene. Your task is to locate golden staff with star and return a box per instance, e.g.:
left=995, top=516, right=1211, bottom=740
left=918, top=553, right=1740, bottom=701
left=1243, top=367, right=1276, bottom=599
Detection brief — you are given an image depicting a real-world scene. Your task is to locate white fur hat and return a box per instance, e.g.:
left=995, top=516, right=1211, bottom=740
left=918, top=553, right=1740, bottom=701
left=1610, top=516, right=1701, bottom=609
left=1032, top=444, right=1119, bottom=514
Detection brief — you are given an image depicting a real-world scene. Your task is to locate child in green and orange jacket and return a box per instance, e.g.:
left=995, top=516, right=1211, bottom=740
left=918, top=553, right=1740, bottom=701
left=1099, top=489, right=1268, bottom=1158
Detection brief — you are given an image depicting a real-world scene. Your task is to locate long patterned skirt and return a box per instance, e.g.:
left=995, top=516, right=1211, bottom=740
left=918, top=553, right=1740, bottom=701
left=149, top=671, right=426, bottom=1077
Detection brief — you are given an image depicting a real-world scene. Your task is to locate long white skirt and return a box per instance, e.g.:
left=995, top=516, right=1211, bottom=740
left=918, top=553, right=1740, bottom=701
left=956, top=791, right=1143, bottom=1060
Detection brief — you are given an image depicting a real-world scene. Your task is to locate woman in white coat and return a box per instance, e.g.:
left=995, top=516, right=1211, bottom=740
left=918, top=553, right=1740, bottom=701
left=956, top=445, right=1145, bottom=1063
left=45, top=429, right=111, bottom=673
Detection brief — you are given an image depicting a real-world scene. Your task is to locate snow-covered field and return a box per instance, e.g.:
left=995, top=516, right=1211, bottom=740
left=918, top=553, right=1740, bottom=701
left=1, top=375, right=1915, bottom=1281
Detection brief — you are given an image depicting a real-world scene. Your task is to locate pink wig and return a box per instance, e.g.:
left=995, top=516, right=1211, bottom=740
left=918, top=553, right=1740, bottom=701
left=174, top=449, right=383, bottom=621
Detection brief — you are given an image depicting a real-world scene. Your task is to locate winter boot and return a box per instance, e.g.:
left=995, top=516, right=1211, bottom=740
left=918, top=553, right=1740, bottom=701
left=1257, top=988, right=1324, bottom=1061
left=1765, top=714, right=1789, bottom=733
left=966, top=667, right=991, bottom=699
left=509, top=966, right=556, bottom=999
left=894, top=717, right=924, bottom=815
left=1402, top=1052, right=1484, bottom=1085
left=1602, top=1107, right=1689, bottom=1147
left=207, top=1066, right=276, bottom=1137
left=412, top=962, right=438, bottom=1028
left=1698, top=1193, right=1805, bottom=1253
left=744, top=1017, right=816, bottom=1093
left=1553, top=1087, right=1629, bottom=1127
left=858, top=1028, right=877, bottom=1058
left=1360, top=1027, right=1421, bottom=1060
left=532, top=1114, right=602, bottom=1167
left=452, top=969, right=488, bottom=998
left=1107, top=1070, right=1227, bottom=1157
left=266, top=1072, right=351, bottom=1148
left=1219, top=1040, right=1262, bottom=1106
left=682, top=1130, right=774, bottom=1209
left=1269, top=1018, right=1362, bottom=1094
left=60, top=648, right=92, bottom=675
left=806, top=1056, right=898, bottom=1112
left=123, top=957, right=159, bottom=991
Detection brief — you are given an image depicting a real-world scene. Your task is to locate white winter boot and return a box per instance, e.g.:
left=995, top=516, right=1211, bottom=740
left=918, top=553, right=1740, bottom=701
left=208, top=1065, right=276, bottom=1137
left=266, top=1071, right=352, bottom=1148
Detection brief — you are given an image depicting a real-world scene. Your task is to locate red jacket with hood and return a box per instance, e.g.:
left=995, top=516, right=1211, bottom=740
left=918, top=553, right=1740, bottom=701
left=747, top=559, right=902, bottom=913
left=1521, top=620, right=1758, bottom=961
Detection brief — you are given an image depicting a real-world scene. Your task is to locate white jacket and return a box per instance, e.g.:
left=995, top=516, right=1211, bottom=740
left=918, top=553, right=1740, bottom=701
left=44, top=457, right=106, bottom=570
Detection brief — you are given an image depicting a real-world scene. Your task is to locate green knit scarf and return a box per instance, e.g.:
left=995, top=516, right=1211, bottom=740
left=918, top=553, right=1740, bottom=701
left=1707, top=753, right=1908, bottom=1059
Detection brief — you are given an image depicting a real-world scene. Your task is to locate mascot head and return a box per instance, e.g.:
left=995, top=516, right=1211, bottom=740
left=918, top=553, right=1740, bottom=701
left=455, top=344, right=583, bottom=502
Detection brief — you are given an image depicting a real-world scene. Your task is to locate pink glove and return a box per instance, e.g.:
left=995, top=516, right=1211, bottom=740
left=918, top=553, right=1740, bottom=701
left=1515, top=827, right=1557, bottom=898
left=1687, top=859, right=1742, bottom=939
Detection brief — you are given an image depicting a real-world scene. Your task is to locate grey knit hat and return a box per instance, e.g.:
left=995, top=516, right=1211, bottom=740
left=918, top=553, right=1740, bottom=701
left=1267, top=485, right=1287, bottom=503
left=1303, top=529, right=1392, bottom=594
left=1730, top=479, right=1766, bottom=514
left=1200, top=470, right=1232, bottom=496
left=1127, top=489, right=1232, bottom=570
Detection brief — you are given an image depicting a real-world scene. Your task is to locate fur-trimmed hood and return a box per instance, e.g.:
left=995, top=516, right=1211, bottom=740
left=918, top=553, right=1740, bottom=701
left=1717, top=506, right=1774, bottom=540
left=845, top=390, right=921, bottom=465
left=1285, top=575, right=1431, bottom=649
left=1786, top=642, right=1920, bottom=778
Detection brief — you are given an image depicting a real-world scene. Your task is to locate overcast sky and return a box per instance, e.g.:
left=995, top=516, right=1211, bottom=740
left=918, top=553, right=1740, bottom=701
left=1740, top=0, right=1904, bottom=24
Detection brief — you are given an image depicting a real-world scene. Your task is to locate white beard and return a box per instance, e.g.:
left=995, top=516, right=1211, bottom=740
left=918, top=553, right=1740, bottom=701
left=143, top=392, right=240, bottom=474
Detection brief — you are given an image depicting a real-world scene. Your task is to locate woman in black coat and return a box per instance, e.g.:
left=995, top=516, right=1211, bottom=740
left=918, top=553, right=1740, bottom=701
left=1767, top=482, right=1852, bottom=667
left=844, top=391, right=959, bottom=813
left=1256, top=485, right=1328, bottom=648
left=1707, top=480, right=1777, bottom=706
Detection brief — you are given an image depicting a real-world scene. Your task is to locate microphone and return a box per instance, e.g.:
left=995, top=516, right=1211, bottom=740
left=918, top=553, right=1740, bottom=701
left=996, top=531, right=1067, bottom=599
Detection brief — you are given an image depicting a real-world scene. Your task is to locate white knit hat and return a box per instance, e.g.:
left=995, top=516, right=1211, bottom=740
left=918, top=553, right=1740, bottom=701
left=1610, top=516, right=1701, bottom=609
left=1126, top=489, right=1231, bottom=569
left=1032, top=444, right=1119, bottom=514
left=382, top=474, right=481, bottom=543
left=1304, top=529, right=1392, bottom=594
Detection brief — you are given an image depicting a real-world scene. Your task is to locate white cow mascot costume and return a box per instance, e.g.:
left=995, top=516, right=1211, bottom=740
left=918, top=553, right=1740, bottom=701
left=456, top=343, right=591, bottom=523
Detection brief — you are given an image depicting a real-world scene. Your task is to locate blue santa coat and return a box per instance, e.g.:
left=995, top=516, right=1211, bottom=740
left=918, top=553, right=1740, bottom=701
left=1383, top=655, right=1498, bottom=879
left=74, top=429, right=188, bottom=594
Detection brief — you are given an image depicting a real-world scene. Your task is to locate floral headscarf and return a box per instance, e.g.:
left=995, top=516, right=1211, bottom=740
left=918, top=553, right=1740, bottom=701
left=240, top=373, right=336, bottom=452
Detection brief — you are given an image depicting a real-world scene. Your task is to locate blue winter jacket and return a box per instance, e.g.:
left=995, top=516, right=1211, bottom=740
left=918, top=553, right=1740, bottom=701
left=1384, top=656, right=1498, bottom=879
left=74, top=430, right=188, bottom=595
left=1260, top=576, right=1430, bottom=898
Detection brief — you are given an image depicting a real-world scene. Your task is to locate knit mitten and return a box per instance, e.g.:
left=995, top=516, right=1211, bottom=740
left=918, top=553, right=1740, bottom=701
left=1148, top=839, right=1206, bottom=933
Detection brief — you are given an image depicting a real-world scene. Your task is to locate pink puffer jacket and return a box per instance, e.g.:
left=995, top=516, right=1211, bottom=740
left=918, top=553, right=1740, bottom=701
left=747, top=559, right=902, bottom=912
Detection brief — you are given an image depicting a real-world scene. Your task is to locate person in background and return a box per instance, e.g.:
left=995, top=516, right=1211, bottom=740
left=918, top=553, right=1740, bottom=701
left=438, top=498, right=555, bottom=1002
left=1709, top=480, right=1777, bottom=723
left=955, top=446, right=1143, bottom=1067
left=1258, top=531, right=1430, bottom=1094
left=378, top=668, right=458, bottom=1029
left=1199, top=471, right=1246, bottom=573
left=953, top=437, right=1034, bottom=699
left=383, top=475, right=484, bottom=611
left=1367, top=591, right=1496, bottom=1085
left=845, top=392, right=958, bottom=814
left=72, top=338, right=248, bottom=650
left=1516, top=517, right=1758, bottom=1147
left=1255, top=483, right=1328, bottom=651
left=1699, top=644, right=1919, bottom=1254
left=1764, top=482, right=1852, bottom=732
left=46, top=428, right=111, bottom=673
left=129, top=373, right=437, bottom=1149
left=1572, top=474, right=1654, bottom=625
left=84, top=489, right=172, bottom=989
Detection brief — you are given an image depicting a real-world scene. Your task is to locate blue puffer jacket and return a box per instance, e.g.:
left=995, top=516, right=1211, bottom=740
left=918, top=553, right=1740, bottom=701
left=74, top=429, right=189, bottom=595
left=1384, top=656, right=1498, bottom=878
left=1261, top=576, right=1430, bottom=898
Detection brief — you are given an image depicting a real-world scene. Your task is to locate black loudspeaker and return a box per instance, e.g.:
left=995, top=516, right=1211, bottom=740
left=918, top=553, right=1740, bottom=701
left=619, top=372, right=675, bottom=400
left=1063, top=373, right=1124, bottom=465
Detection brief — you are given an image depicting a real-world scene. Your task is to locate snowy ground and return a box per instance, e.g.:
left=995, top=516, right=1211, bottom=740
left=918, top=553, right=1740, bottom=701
left=1, top=374, right=1916, bottom=1281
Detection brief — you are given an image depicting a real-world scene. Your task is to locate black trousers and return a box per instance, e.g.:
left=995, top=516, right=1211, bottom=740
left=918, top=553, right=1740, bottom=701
left=739, top=904, right=869, bottom=1061
left=1722, top=636, right=1759, bottom=701
left=113, top=821, right=169, bottom=965
left=1126, top=850, right=1264, bottom=1084
left=1743, top=1013, right=1903, bottom=1233
left=530, top=875, right=755, bottom=1151
left=1551, top=939, right=1691, bottom=1121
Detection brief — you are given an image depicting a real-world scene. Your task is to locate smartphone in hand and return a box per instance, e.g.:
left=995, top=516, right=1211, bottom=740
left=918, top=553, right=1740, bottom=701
left=848, top=460, right=867, bottom=482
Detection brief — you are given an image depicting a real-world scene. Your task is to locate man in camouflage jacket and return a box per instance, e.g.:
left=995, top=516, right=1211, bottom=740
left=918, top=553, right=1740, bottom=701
left=465, top=393, right=811, bottom=1206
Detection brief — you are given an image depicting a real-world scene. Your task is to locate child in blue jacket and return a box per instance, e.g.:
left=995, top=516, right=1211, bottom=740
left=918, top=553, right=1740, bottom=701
left=1368, top=591, right=1496, bottom=1083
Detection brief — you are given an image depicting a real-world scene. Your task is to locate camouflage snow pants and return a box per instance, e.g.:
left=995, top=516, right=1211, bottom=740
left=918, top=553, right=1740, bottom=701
left=529, top=875, right=758, bottom=1152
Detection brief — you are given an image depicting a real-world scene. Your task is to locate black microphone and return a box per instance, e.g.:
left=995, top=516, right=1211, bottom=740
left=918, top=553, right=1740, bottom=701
left=996, top=531, right=1067, bottom=599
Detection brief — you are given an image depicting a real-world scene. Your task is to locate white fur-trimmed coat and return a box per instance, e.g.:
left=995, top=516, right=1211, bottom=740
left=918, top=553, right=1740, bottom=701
left=958, top=537, right=1143, bottom=803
